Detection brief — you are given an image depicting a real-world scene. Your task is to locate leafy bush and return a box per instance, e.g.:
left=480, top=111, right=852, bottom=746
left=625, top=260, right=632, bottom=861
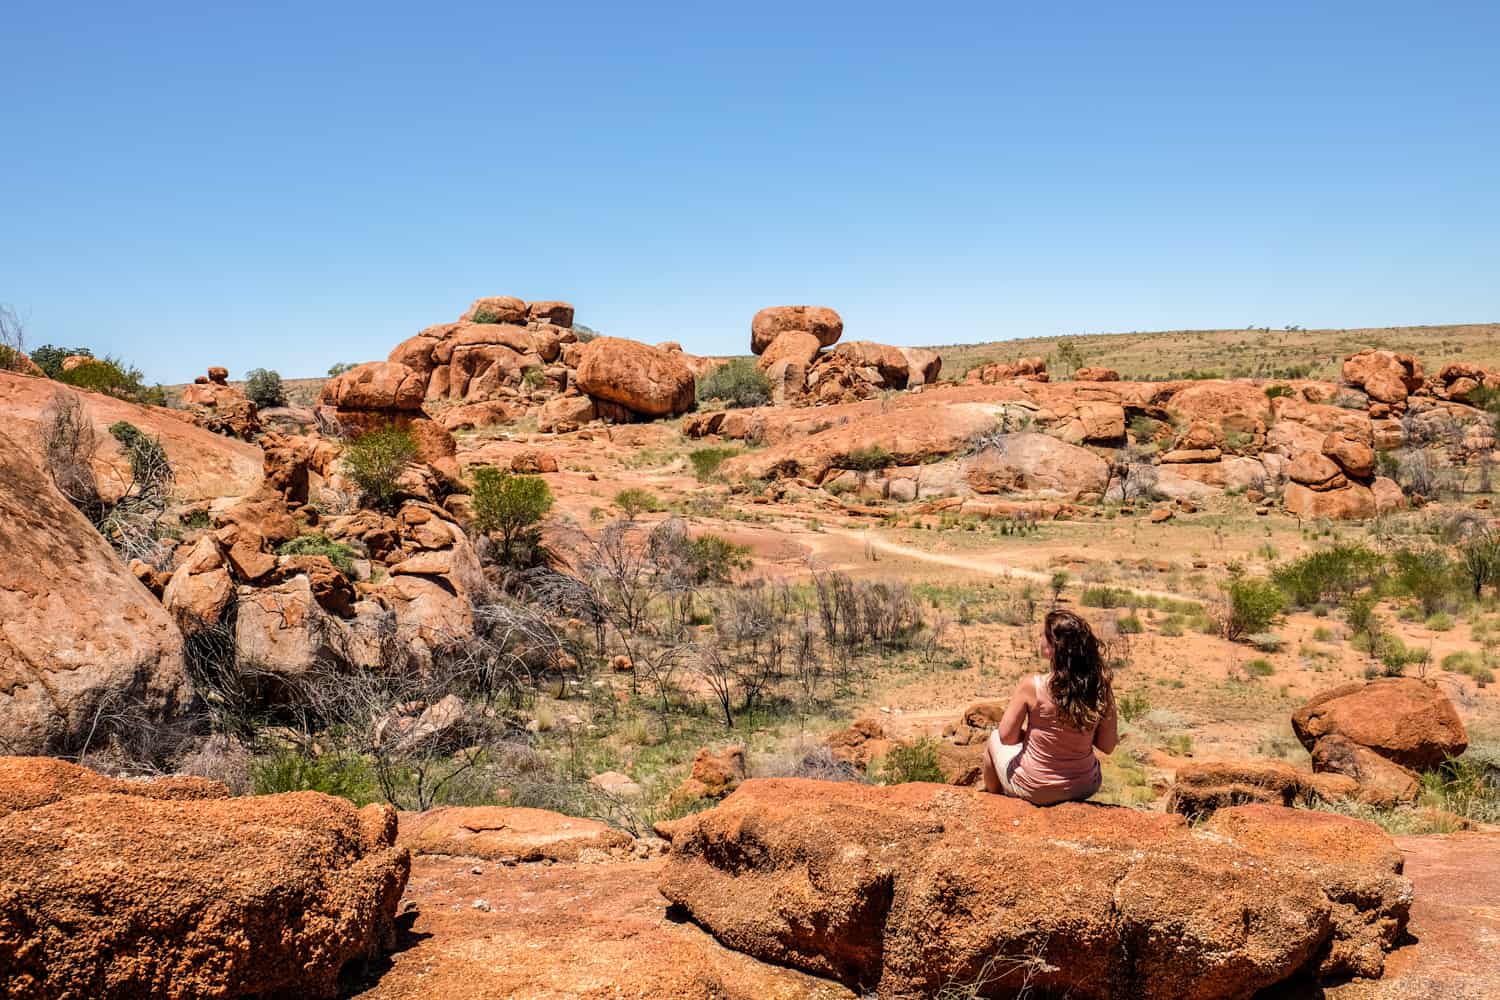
left=109, top=421, right=172, bottom=494
left=1081, top=586, right=1131, bottom=609
left=877, top=737, right=945, bottom=784
left=684, top=533, right=752, bottom=584
left=1425, top=612, right=1455, bottom=632
left=1270, top=544, right=1384, bottom=609
left=1223, top=576, right=1286, bottom=642
left=1116, top=614, right=1144, bottom=634
left=843, top=445, right=896, bottom=471
left=689, top=446, right=740, bottom=482
left=614, top=488, right=660, bottom=518
left=327, top=361, right=357, bottom=377
left=696, top=358, right=771, bottom=408
left=1391, top=547, right=1461, bottom=616
left=1246, top=658, right=1275, bottom=677
left=343, top=425, right=418, bottom=510
left=1264, top=384, right=1294, bottom=399
left=56, top=355, right=159, bottom=403
left=277, top=533, right=357, bottom=573
left=244, top=367, right=287, bottom=407
left=29, top=343, right=93, bottom=379
left=472, top=467, right=555, bottom=564
left=251, top=750, right=378, bottom=802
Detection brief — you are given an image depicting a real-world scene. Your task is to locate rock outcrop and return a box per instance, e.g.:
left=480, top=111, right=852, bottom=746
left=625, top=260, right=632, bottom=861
left=659, top=779, right=1410, bottom=999
left=179, top=367, right=261, bottom=439
left=0, top=429, right=192, bottom=755
left=1166, top=759, right=1313, bottom=819
left=0, top=755, right=409, bottom=1000
left=750, top=306, right=843, bottom=355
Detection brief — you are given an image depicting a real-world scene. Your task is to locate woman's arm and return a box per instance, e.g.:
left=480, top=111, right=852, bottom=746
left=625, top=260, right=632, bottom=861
left=1093, top=694, right=1119, bottom=754
left=996, top=679, right=1032, bottom=745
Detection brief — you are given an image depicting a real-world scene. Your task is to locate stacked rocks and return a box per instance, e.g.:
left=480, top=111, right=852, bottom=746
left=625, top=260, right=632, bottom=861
left=180, top=367, right=261, bottom=440
left=1284, top=427, right=1386, bottom=520
left=749, top=305, right=942, bottom=404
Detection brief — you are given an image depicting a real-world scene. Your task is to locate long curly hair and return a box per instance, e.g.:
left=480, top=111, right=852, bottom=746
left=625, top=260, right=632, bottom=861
left=1044, top=609, right=1112, bottom=731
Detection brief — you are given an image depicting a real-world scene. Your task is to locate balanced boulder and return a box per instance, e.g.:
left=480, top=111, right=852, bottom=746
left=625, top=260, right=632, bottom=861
left=750, top=306, right=843, bottom=355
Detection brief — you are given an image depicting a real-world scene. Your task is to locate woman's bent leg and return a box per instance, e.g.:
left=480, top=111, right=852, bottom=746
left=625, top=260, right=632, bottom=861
left=983, top=730, right=1024, bottom=796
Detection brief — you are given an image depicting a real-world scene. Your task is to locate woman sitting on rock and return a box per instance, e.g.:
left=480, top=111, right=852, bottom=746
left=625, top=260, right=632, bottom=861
left=981, top=609, right=1119, bottom=804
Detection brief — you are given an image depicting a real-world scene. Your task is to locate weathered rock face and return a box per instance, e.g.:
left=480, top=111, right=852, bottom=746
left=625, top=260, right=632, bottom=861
left=659, top=780, right=1410, bottom=999
left=0, top=372, right=263, bottom=503
left=831, top=341, right=913, bottom=388
left=750, top=306, right=843, bottom=355
left=756, top=330, right=823, bottom=373
left=965, top=356, right=1048, bottom=383
left=0, top=756, right=409, bottom=1000
left=0, top=429, right=192, bottom=755
left=574, top=337, right=696, bottom=418
left=1166, top=759, right=1312, bottom=819
left=1309, top=734, right=1420, bottom=808
left=1343, top=350, right=1424, bottom=405
left=669, top=745, right=746, bottom=807
left=1075, top=366, right=1120, bottom=382
left=1284, top=479, right=1377, bottom=520
left=1293, top=678, right=1468, bottom=772
left=965, top=432, right=1111, bottom=500
left=320, top=361, right=428, bottom=411
left=459, top=295, right=529, bottom=324
left=398, top=806, right=633, bottom=862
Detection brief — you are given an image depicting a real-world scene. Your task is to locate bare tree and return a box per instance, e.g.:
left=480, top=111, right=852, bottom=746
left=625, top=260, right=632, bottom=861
left=0, top=304, right=26, bottom=372
left=39, top=391, right=103, bottom=519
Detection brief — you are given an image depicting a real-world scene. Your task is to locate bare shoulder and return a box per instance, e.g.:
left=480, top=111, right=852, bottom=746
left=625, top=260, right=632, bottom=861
left=1013, top=675, right=1037, bottom=704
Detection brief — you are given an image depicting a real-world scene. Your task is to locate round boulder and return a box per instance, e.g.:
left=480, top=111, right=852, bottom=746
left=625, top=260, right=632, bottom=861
left=751, top=306, right=843, bottom=355
left=319, top=362, right=427, bottom=411
left=573, top=337, right=696, bottom=419
left=1292, top=677, right=1468, bottom=772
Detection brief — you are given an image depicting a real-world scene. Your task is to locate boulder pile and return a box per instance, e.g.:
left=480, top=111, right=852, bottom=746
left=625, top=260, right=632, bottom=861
left=1292, top=677, right=1468, bottom=808
left=659, top=779, right=1411, bottom=999
left=0, top=755, right=409, bottom=1000
left=750, top=305, right=943, bottom=404
left=382, top=296, right=713, bottom=429
left=179, top=366, right=261, bottom=439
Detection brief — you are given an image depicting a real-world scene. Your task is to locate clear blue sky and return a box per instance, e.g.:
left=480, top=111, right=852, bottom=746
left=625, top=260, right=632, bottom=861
left=4, top=1, right=1497, bottom=382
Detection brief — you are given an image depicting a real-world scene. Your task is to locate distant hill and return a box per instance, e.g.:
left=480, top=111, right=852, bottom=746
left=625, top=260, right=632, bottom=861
left=924, top=323, right=1499, bottom=382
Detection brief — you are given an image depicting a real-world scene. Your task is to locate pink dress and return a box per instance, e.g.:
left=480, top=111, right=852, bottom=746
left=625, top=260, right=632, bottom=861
left=996, top=674, right=1102, bottom=805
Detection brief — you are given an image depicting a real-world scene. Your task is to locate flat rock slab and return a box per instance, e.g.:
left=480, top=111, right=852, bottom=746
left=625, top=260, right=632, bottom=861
left=398, top=806, right=634, bottom=862
left=658, top=779, right=1411, bottom=1000
left=347, top=855, right=856, bottom=1000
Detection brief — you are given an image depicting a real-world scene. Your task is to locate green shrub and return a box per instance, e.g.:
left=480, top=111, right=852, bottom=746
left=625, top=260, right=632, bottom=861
left=1224, top=576, right=1286, bottom=642
left=244, top=367, right=287, bottom=407
left=1270, top=544, right=1384, bottom=609
left=684, top=533, right=751, bottom=584
left=614, top=487, right=660, bottom=518
left=343, top=425, right=418, bottom=509
left=1116, top=614, right=1144, bottom=634
left=1246, top=658, right=1276, bottom=677
left=56, top=355, right=154, bottom=402
left=877, top=737, right=945, bottom=784
left=1159, top=615, right=1185, bottom=637
left=1392, top=547, right=1461, bottom=616
left=472, top=467, right=555, bottom=564
left=108, top=421, right=172, bottom=493
left=327, top=361, right=357, bottom=377
left=843, top=445, right=896, bottom=471
left=1425, top=611, right=1455, bottom=632
left=1082, top=586, right=1131, bottom=609
left=1264, top=384, right=1294, bottom=399
left=1117, top=690, right=1151, bottom=723
left=251, top=750, right=377, bottom=802
left=29, top=344, right=93, bottom=379
left=277, top=533, right=357, bottom=574
left=696, top=358, right=771, bottom=408
left=689, top=446, right=740, bottom=482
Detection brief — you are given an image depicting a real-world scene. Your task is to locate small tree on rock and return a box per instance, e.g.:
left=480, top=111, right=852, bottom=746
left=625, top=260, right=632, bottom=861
left=244, top=368, right=287, bottom=408
left=343, top=425, right=418, bottom=510
left=472, top=467, right=554, bottom=565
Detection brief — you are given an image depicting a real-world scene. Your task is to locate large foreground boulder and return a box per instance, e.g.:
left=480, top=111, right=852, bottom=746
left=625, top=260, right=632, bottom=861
left=0, top=756, right=409, bottom=1000
left=0, top=429, right=192, bottom=755
left=659, top=779, right=1410, bottom=1000
left=573, top=337, right=696, bottom=418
